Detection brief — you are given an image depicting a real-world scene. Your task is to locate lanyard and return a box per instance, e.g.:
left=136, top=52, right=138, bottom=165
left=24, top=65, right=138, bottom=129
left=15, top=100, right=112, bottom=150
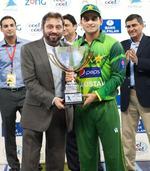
left=5, top=45, right=16, bottom=72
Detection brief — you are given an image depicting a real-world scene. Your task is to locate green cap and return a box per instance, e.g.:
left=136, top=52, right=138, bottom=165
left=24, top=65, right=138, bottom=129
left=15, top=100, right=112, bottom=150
left=80, top=4, right=101, bottom=16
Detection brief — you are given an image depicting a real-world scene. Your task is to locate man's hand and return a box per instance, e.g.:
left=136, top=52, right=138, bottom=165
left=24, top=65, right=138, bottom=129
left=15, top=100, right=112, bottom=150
left=83, top=93, right=98, bottom=106
left=53, top=97, right=65, bottom=109
left=126, top=49, right=138, bottom=65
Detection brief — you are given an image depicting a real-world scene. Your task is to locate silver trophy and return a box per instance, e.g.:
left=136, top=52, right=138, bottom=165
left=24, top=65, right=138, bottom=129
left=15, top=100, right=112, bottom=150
left=49, top=46, right=92, bottom=104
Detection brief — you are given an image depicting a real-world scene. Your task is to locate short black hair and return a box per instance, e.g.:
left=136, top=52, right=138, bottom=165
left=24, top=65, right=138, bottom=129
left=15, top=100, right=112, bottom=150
left=0, top=15, right=16, bottom=27
left=41, top=12, right=64, bottom=29
left=125, top=14, right=144, bottom=25
left=63, top=14, right=77, bottom=26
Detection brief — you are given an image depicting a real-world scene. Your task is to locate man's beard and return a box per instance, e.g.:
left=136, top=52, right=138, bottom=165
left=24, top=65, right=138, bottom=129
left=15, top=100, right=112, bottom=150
left=44, top=33, right=62, bottom=47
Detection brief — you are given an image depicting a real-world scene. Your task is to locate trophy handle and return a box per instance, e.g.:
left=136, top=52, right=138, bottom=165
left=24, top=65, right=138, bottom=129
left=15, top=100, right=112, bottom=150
left=48, top=47, right=93, bottom=73
left=74, top=51, right=93, bottom=72
left=48, top=52, right=72, bottom=72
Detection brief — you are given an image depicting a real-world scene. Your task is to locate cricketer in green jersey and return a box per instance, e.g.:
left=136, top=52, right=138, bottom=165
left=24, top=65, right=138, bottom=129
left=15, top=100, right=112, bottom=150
left=66, top=4, right=127, bottom=171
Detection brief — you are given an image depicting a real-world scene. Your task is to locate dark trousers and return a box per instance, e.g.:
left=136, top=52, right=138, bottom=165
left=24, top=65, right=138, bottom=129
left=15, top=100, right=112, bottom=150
left=21, top=107, right=67, bottom=171
left=0, top=88, right=25, bottom=170
left=66, top=129, right=80, bottom=171
left=66, top=128, right=104, bottom=171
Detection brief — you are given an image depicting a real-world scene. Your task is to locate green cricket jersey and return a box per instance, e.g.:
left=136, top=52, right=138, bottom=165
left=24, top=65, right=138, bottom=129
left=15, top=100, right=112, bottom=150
left=74, top=31, right=126, bottom=101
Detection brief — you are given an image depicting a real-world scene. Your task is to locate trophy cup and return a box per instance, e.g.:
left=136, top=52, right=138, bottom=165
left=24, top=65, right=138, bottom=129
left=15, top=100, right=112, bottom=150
left=49, top=46, right=92, bottom=105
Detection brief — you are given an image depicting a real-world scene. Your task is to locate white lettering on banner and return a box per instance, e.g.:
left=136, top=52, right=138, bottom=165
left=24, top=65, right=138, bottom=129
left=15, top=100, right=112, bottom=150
left=105, top=26, right=115, bottom=29
left=86, top=70, right=100, bottom=75
left=80, top=80, right=104, bottom=88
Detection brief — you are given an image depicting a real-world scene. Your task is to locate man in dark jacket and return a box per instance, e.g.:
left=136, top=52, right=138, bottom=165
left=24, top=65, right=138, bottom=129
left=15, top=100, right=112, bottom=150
left=120, top=14, right=150, bottom=171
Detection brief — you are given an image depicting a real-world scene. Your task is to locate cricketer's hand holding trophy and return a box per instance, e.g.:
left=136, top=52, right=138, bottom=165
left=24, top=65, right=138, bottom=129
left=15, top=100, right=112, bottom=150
left=49, top=46, right=91, bottom=105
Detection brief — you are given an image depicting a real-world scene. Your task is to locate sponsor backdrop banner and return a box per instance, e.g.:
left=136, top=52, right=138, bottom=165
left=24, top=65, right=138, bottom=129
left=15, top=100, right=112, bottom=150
left=0, top=0, right=150, bottom=169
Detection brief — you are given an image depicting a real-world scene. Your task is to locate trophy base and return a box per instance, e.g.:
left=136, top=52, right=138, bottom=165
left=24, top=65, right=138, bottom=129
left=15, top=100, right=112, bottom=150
left=65, top=92, right=83, bottom=104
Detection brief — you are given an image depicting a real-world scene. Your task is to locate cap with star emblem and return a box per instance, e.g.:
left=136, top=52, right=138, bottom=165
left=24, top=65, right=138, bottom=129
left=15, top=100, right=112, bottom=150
left=80, top=4, right=101, bottom=16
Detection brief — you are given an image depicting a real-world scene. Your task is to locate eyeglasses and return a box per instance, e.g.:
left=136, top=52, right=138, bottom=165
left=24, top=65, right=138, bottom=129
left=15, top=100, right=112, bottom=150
left=125, top=24, right=139, bottom=29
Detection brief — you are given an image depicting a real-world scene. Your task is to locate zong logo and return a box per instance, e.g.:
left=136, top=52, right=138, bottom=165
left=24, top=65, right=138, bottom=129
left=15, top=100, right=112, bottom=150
left=25, top=0, right=46, bottom=5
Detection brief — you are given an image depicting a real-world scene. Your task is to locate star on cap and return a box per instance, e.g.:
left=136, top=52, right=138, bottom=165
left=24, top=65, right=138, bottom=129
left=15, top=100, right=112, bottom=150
left=87, top=5, right=94, bottom=10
